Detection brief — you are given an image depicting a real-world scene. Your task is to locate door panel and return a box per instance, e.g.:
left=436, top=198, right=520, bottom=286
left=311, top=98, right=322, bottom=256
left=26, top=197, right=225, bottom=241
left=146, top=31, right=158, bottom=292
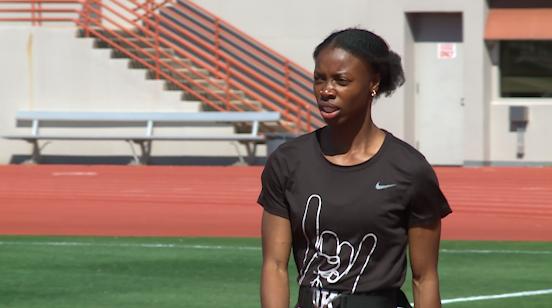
left=415, top=43, right=464, bottom=165
left=408, top=12, right=464, bottom=166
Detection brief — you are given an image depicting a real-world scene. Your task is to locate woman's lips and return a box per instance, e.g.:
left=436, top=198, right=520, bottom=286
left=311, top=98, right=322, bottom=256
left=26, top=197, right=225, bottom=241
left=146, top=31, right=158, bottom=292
left=321, top=106, right=338, bottom=113
left=319, top=105, right=340, bottom=120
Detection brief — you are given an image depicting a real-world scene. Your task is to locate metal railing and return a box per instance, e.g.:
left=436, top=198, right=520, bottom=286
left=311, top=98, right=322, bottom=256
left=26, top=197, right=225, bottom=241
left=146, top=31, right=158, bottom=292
left=0, top=0, right=324, bottom=133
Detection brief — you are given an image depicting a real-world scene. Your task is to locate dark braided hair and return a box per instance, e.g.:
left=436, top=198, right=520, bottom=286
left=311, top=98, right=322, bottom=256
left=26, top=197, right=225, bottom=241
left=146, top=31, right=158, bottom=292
left=313, top=28, right=405, bottom=99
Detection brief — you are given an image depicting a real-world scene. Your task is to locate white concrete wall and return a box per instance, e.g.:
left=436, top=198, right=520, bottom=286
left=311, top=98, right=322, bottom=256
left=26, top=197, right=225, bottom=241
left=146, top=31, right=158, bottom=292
left=191, top=0, right=409, bottom=139
left=490, top=103, right=552, bottom=164
left=191, top=0, right=551, bottom=166
left=488, top=62, right=552, bottom=165
left=191, top=0, right=489, bottom=161
left=1, top=0, right=550, bottom=165
left=0, top=26, right=262, bottom=164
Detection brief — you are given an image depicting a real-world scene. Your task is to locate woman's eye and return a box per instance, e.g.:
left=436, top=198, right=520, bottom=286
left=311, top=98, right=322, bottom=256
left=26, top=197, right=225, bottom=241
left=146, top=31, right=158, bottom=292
left=336, top=78, right=349, bottom=85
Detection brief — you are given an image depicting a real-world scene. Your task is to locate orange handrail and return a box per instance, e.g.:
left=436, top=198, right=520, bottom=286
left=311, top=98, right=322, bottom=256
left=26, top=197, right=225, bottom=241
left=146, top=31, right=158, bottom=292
left=123, top=0, right=321, bottom=129
left=162, top=0, right=316, bottom=103
left=163, top=0, right=317, bottom=110
left=128, top=0, right=311, bottom=105
left=2, top=0, right=320, bottom=127
left=0, top=0, right=324, bottom=132
left=184, top=0, right=312, bottom=80
left=99, top=0, right=306, bottom=127
left=164, top=0, right=312, bottom=87
left=80, top=2, right=254, bottom=113
left=131, top=0, right=168, bottom=22
left=95, top=0, right=308, bottom=133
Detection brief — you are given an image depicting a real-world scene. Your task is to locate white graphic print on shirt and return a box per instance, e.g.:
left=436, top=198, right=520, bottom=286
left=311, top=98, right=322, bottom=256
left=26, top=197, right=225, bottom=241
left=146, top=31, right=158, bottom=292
left=298, top=194, right=378, bottom=293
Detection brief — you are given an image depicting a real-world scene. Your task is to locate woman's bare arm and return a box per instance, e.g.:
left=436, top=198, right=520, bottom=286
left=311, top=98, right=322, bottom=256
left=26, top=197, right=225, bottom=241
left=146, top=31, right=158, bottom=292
left=408, top=220, right=442, bottom=308
left=261, top=210, right=293, bottom=308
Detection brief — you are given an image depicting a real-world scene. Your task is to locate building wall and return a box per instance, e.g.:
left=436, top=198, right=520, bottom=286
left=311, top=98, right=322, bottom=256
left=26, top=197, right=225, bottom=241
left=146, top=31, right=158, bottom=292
left=192, top=0, right=551, bottom=166
left=490, top=103, right=552, bottom=164
left=1, top=0, right=550, bottom=165
left=192, top=0, right=492, bottom=164
left=190, top=0, right=410, bottom=140
left=0, top=27, right=262, bottom=164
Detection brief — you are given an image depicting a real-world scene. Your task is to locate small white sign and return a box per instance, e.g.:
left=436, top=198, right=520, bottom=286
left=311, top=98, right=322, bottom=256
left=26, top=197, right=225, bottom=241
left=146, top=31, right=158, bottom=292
left=438, top=43, right=456, bottom=59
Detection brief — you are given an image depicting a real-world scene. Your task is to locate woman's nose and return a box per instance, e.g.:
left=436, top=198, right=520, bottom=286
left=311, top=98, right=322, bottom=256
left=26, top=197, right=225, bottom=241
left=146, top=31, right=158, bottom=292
left=319, top=86, right=336, bottom=99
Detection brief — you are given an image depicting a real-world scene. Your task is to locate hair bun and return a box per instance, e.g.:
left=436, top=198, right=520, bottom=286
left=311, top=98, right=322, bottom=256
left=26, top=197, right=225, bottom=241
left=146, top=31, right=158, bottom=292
left=382, top=50, right=405, bottom=97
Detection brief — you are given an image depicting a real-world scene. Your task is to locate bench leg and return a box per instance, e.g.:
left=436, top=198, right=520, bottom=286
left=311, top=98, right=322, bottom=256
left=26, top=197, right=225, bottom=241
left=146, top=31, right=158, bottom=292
left=230, top=142, right=246, bottom=165
left=22, top=139, right=42, bottom=164
left=127, top=140, right=141, bottom=165
left=139, top=141, right=152, bottom=165
left=128, top=140, right=151, bottom=165
left=244, top=142, right=257, bottom=165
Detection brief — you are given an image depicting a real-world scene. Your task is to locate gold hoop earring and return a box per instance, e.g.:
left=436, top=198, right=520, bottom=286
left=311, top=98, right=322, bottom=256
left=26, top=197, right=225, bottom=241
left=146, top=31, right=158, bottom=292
left=371, top=89, right=377, bottom=97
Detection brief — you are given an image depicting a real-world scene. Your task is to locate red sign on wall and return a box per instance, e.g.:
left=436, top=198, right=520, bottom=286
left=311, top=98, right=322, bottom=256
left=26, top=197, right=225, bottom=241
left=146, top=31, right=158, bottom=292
left=438, top=43, right=456, bottom=59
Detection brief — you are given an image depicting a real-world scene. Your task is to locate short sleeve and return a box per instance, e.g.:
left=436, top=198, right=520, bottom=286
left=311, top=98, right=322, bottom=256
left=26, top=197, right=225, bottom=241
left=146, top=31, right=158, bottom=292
left=257, top=152, right=290, bottom=220
left=407, top=162, right=452, bottom=228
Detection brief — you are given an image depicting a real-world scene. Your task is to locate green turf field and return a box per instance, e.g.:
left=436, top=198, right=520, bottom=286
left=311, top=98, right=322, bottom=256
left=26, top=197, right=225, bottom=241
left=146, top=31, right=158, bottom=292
left=1, top=236, right=551, bottom=308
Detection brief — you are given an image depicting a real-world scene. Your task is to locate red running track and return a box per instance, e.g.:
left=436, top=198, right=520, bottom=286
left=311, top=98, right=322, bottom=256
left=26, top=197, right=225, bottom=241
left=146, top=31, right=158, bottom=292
left=0, top=165, right=551, bottom=241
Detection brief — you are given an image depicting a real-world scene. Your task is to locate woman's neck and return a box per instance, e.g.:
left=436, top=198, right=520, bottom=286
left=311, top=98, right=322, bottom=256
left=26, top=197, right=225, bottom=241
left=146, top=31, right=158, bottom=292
left=320, top=116, right=386, bottom=166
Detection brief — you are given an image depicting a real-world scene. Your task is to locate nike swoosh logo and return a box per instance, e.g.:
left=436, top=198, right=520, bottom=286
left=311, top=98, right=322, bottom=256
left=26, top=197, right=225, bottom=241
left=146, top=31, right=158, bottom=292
left=375, top=182, right=396, bottom=190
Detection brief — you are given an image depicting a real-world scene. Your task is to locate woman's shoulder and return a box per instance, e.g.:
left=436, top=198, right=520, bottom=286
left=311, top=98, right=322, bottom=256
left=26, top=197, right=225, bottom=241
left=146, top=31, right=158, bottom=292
left=382, top=130, right=431, bottom=169
left=269, top=130, right=317, bottom=159
left=262, top=131, right=317, bottom=183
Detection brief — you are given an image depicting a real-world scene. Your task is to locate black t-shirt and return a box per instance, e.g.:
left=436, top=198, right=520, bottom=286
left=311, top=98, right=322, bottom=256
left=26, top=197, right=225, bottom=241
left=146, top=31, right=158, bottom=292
left=258, top=129, right=452, bottom=294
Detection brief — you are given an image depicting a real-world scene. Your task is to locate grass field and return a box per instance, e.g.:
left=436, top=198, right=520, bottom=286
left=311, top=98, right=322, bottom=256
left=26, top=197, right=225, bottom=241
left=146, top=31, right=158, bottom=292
left=1, top=236, right=551, bottom=308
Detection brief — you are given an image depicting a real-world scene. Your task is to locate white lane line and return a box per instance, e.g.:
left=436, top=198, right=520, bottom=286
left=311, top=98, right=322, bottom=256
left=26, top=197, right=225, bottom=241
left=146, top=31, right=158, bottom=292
left=1, top=242, right=551, bottom=255
left=440, top=249, right=552, bottom=255
left=52, top=172, right=98, bottom=176
left=442, top=289, right=552, bottom=304
left=0, top=241, right=261, bottom=250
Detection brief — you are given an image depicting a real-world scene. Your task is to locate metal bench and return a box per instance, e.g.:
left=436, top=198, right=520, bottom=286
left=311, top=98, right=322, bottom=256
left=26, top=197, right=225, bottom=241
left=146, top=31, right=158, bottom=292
left=1, top=111, right=281, bottom=165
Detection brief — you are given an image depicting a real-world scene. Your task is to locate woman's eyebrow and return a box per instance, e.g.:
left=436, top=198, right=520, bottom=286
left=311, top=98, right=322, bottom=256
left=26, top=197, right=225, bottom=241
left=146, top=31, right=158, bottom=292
left=333, top=70, right=352, bottom=76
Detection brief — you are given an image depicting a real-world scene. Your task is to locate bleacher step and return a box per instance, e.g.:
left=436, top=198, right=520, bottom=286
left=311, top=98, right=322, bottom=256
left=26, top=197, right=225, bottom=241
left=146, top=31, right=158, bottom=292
left=78, top=27, right=142, bottom=39
left=94, top=37, right=160, bottom=49
left=163, top=78, right=227, bottom=91
left=146, top=68, right=212, bottom=80
left=201, top=100, right=263, bottom=112
left=128, top=57, right=193, bottom=69
left=78, top=26, right=299, bottom=134
left=112, top=48, right=176, bottom=59
left=180, top=89, right=246, bottom=100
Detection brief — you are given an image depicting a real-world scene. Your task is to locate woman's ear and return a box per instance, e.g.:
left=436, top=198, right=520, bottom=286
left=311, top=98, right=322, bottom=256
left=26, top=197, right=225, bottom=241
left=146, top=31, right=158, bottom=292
left=372, top=73, right=381, bottom=92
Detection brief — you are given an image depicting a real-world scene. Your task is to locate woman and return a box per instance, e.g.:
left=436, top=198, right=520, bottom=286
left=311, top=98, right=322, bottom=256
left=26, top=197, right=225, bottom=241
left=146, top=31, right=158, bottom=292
left=258, top=28, right=451, bottom=308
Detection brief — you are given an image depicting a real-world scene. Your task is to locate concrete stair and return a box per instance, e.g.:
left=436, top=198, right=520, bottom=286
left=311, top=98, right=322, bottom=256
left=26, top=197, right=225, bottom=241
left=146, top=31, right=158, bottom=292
left=128, top=57, right=193, bottom=70
left=202, top=99, right=262, bottom=111
left=77, top=27, right=295, bottom=134
left=94, top=37, right=159, bottom=49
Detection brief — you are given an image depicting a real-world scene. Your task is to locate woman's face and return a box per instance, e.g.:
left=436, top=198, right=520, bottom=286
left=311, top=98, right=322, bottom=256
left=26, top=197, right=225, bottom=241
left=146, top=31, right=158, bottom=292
left=313, top=47, right=380, bottom=126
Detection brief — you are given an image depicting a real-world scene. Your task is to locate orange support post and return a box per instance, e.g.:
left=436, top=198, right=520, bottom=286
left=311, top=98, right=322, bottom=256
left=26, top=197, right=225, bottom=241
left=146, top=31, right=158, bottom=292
left=214, top=19, right=220, bottom=76
left=284, top=60, right=290, bottom=115
left=30, top=0, right=34, bottom=25
left=94, top=0, right=102, bottom=24
left=297, top=105, right=303, bottom=134
left=307, top=107, right=312, bottom=132
left=155, top=12, right=160, bottom=79
left=84, top=0, right=90, bottom=37
left=37, top=0, right=41, bottom=25
left=225, top=59, right=231, bottom=111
